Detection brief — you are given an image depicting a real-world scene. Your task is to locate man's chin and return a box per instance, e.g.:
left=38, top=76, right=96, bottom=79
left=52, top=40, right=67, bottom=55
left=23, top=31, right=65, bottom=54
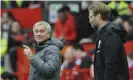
left=36, top=40, right=43, bottom=43
left=92, top=25, right=98, bottom=32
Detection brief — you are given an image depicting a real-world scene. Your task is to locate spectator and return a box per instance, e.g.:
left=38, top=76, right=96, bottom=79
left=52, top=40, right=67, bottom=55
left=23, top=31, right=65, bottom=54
left=54, top=6, right=77, bottom=45
left=8, top=21, right=27, bottom=72
left=1, top=11, right=16, bottom=31
left=114, top=15, right=131, bottom=29
left=1, top=11, right=16, bottom=75
left=71, top=44, right=92, bottom=80
left=60, top=47, right=74, bottom=80
left=61, top=44, right=92, bottom=80
left=72, top=44, right=92, bottom=68
left=61, top=47, right=74, bottom=74
left=0, top=31, right=8, bottom=74
left=61, top=44, right=92, bottom=70
left=1, top=11, right=16, bottom=45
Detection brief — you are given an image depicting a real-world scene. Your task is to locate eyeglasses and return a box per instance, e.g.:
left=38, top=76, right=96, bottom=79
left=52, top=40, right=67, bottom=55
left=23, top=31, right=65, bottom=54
left=89, top=15, right=95, bottom=19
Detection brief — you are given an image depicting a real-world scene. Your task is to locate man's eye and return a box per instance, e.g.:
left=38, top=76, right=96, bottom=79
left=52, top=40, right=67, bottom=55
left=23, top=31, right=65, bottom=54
left=35, top=30, right=38, bottom=33
left=40, top=30, right=45, bottom=33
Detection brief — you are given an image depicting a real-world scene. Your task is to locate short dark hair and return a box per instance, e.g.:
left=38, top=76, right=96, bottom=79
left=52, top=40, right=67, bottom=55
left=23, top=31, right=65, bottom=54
left=89, top=2, right=111, bottom=20
left=58, top=8, right=64, bottom=13
left=62, top=5, right=70, bottom=12
left=6, top=11, right=16, bottom=21
left=58, top=5, right=70, bottom=13
left=72, top=44, right=84, bottom=51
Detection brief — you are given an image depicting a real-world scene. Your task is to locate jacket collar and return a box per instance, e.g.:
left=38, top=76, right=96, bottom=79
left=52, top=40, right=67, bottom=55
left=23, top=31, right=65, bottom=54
left=97, top=22, right=111, bottom=35
left=35, top=38, right=50, bottom=53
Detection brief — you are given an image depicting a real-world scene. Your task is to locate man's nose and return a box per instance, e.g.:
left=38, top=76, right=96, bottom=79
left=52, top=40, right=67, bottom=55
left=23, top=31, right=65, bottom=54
left=37, top=32, right=41, bottom=35
left=89, top=20, right=91, bottom=23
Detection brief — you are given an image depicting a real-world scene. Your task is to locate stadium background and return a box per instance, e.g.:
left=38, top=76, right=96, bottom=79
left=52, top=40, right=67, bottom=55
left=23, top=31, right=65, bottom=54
left=1, top=1, right=133, bottom=80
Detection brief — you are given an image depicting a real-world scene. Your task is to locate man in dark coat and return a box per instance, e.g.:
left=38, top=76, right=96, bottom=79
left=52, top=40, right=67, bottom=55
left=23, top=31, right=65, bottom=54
left=88, top=2, right=130, bottom=80
left=23, top=21, right=64, bottom=80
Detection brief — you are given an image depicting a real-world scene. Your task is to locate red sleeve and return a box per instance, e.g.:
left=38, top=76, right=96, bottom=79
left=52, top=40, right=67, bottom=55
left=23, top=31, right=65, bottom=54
left=54, top=21, right=61, bottom=38
left=64, top=19, right=77, bottom=41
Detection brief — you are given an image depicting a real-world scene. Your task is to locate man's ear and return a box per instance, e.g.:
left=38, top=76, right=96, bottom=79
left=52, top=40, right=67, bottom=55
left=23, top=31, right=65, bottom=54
left=48, top=32, right=51, bottom=37
left=97, top=14, right=101, bottom=20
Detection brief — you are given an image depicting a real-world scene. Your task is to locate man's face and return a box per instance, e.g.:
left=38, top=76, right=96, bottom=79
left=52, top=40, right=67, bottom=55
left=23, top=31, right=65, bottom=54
left=58, top=12, right=66, bottom=22
left=33, top=25, right=49, bottom=43
left=2, top=12, right=8, bottom=23
left=89, top=10, right=99, bottom=30
left=11, top=21, right=21, bottom=33
left=72, top=48, right=82, bottom=58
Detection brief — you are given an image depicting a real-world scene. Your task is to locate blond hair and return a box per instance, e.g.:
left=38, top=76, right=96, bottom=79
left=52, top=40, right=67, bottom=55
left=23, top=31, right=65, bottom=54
left=89, top=2, right=111, bottom=20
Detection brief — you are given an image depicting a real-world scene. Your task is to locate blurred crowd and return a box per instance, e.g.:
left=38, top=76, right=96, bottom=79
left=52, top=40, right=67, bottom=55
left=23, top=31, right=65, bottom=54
left=1, top=1, right=133, bottom=80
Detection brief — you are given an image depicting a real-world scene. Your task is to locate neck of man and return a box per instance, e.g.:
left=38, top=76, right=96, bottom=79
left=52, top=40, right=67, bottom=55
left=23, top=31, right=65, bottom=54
left=98, top=20, right=109, bottom=31
left=37, top=37, right=50, bottom=46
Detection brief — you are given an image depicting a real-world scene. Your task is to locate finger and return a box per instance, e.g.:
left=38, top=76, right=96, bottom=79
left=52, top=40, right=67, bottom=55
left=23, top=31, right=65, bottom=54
left=23, top=45, right=29, bottom=49
left=24, top=50, right=29, bottom=55
left=24, top=49, right=26, bottom=52
left=24, top=48, right=30, bottom=52
left=24, top=49, right=29, bottom=52
left=24, top=49, right=27, bottom=54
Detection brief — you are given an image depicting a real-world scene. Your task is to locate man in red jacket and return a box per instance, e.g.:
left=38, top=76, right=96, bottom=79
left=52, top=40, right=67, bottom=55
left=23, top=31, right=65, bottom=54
left=54, top=6, right=77, bottom=45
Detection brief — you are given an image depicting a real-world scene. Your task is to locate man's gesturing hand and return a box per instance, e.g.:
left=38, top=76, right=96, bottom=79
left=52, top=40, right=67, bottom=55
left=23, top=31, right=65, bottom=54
left=23, top=45, right=33, bottom=59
